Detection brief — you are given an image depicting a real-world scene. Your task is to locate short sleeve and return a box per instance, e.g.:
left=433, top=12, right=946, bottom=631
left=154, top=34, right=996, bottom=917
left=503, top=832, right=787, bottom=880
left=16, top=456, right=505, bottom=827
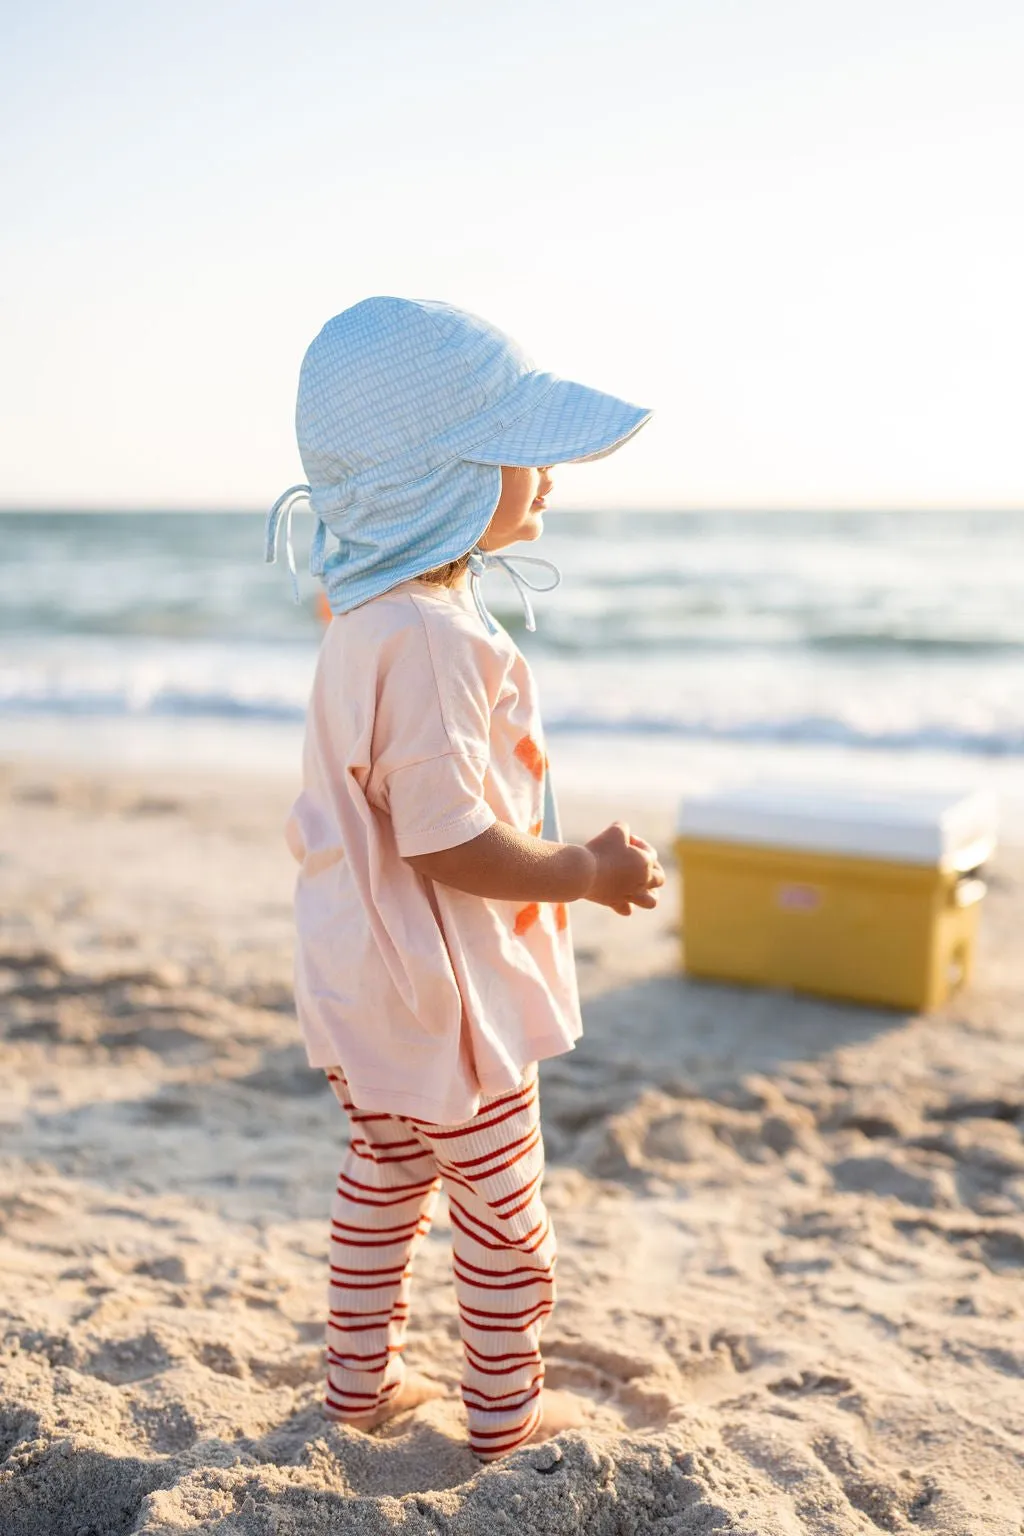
left=366, top=593, right=503, bottom=858
left=384, top=753, right=497, bottom=857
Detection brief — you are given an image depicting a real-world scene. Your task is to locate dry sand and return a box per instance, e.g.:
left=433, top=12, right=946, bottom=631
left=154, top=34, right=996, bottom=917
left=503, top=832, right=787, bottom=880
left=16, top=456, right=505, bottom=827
left=1, top=758, right=1022, bottom=1535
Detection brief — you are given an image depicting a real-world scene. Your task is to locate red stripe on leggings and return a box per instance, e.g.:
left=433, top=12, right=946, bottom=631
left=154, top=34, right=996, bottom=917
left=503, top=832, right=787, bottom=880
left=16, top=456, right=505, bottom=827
left=453, top=1266, right=553, bottom=1292
left=492, top=1168, right=543, bottom=1207
left=351, top=1136, right=423, bottom=1153
left=408, top=1087, right=537, bottom=1142
left=402, top=1081, right=532, bottom=1128
left=455, top=1253, right=556, bottom=1282
left=494, top=1186, right=546, bottom=1220
left=328, top=1235, right=424, bottom=1249
left=436, top=1134, right=541, bottom=1192
left=328, top=1308, right=407, bottom=1329
left=462, top=1372, right=544, bottom=1406
left=463, top=1388, right=543, bottom=1419
left=328, top=1260, right=408, bottom=1279
left=462, top=1358, right=535, bottom=1378
left=490, top=1169, right=543, bottom=1211
left=475, top=1130, right=542, bottom=1178
left=350, top=1143, right=434, bottom=1165
left=327, top=1346, right=402, bottom=1366
left=328, top=1307, right=404, bottom=1323
left=329, top=1273, right=411, bottom=1290
left=340, top=1169, right=438, bottom=1196
left=332, top=1214, right=427, bottom=1236
left=462, top=1348, right=541, bottom=1377
left=328, top=1320, right=400, bottom=1335
left=469, top=1403, right=542, bottom=1443
left=325, top=1378, right=400, bottom=1414
left=326, top=1382, right=400, bottom=1408
left=471, top=1419, right=542, bottom=1457
left=447, top=1124, right=537, bottom=1171
left=328, top=1234, right=423, bottom=1248
left=460, top=1298, right=555, bottom=1323
left=463, top=1385, right=542, bottom=1417
left=449, top=1204, right=545, bottom=1255
left=330, top=1217, right=430, bottom=1245
left=459, top=1308, right=553, bottom=1335
left=449, top=1199, right=548, bottom=1252
left=334, top=1188, right=436, bottom=1210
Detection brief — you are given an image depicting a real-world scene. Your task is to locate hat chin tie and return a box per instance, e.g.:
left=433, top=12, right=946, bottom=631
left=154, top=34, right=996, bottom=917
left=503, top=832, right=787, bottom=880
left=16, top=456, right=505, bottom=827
left=265, top=484, right=331, bottom=602
left=466, top=548, right=561, bottom=636
left=266, top=488, right=562, bottom=634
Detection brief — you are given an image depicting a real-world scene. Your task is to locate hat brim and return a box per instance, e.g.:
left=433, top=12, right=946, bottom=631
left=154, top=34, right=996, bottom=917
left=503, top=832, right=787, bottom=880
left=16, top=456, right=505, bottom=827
left=459, top=373, right=651, bottom=468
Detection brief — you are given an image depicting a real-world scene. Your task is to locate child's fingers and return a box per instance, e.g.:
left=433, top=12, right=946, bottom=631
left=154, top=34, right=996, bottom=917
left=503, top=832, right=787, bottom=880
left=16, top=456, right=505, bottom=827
left=626, top=845, right=660, bottom=881
left=630, top=889, right=659, bottom=910
left=627, top=839, right=664, bottom=887
left=612, top=900, right=633, bottom=916
left=633, top=857, right=665, bottom=891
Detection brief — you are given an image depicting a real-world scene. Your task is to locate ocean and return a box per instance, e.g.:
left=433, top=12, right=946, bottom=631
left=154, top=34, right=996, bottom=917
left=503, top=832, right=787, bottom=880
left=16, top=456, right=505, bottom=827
left=2, top=509, right=1022, bottom=824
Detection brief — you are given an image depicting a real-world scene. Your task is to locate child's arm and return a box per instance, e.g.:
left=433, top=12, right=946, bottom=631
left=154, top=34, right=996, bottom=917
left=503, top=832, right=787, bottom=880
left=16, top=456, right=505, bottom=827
left=406, top=820, right=664, bottom=916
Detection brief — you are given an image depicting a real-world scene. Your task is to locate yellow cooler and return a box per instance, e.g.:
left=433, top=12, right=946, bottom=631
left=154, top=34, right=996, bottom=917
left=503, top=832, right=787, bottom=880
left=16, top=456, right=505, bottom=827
left=675, top=784, right=997, bottom=1012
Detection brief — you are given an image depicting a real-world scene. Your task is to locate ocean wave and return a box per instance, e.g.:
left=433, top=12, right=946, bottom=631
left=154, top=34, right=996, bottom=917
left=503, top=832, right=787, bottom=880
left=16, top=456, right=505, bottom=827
left=499, top=623, right=1024, bottom=657
left=5, top=599, right=1020, bottom=657
left=545, top=714, right=1024, bottom=757
left=0, top=688, right=307, bottom=725
left=4, top=503, right=1024, bottom=765
left=3, top=685, right=1022, bottom=757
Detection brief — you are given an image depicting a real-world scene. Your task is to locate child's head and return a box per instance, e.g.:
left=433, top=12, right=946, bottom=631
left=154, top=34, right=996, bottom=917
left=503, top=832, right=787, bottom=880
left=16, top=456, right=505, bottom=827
left=419, top=464, right=553, bottom=589
left=266, top=298, right=650, bottom=613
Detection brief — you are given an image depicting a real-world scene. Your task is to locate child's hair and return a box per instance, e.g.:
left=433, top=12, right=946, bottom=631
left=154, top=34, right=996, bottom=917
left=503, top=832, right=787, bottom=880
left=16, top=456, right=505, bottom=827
left=419, top=553, right=473, bottom=587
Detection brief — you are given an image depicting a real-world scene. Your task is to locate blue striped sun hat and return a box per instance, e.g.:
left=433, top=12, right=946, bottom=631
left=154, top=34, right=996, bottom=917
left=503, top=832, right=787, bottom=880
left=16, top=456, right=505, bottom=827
left=265, top=296, right=652, bottom=618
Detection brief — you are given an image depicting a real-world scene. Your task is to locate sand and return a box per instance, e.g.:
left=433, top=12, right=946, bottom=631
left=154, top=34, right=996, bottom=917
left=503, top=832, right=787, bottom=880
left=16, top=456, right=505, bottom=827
left=1, top=758, right=1022, bottom=1535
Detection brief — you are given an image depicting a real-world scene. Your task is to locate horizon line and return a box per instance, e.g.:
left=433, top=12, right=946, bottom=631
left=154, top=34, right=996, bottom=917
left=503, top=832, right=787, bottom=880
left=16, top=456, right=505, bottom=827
left=2, top=503, right=1023, bottom=517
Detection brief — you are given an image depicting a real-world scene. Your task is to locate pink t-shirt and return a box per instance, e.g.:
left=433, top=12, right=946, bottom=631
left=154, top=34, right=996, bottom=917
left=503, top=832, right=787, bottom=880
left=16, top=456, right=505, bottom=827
left=284, top=577, right=582, bottom=1123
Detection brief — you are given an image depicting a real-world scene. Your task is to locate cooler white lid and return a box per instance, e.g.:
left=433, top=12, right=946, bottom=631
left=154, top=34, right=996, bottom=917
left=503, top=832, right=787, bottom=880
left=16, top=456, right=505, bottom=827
left=677, top=782, right=998, bottom=870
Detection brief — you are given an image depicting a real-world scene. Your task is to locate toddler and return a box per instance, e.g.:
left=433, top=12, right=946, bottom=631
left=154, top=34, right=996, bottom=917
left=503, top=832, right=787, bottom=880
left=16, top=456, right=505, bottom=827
left=266, top=297, right=664, bottom=1458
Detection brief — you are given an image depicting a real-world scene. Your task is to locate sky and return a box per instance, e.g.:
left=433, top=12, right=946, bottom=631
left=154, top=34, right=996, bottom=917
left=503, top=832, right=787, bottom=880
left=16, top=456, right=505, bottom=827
left=1, top=0, right=1022, bottom=511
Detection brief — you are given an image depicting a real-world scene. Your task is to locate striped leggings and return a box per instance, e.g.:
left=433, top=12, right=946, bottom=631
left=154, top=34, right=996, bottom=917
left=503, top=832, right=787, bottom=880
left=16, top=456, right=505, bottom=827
left=323, top=1064, right=556, bottom=1458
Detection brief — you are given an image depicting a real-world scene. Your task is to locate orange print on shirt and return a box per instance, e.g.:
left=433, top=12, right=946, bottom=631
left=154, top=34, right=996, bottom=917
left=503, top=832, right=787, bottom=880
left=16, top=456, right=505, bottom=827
left=554, top=903, right=568, bottom=932
left=529, top=820, right=543, bottom=837
left=514, top=734, right=545, bottom=781
left=514, top=903, right=541, bottom=936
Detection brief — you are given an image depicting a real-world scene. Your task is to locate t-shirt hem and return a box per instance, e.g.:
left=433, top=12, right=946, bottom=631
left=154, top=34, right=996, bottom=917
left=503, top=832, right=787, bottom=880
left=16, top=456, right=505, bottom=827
left=301, top=1021, right=582, bottom=1124
left=473, top=1031, right=580, bottom=1099
left=319, top=1076, right=482, bottom=1123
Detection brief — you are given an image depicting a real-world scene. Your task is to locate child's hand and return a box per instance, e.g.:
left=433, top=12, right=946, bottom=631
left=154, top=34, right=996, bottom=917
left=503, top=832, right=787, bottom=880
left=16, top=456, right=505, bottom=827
left=584, top=822, right=665, bottom=916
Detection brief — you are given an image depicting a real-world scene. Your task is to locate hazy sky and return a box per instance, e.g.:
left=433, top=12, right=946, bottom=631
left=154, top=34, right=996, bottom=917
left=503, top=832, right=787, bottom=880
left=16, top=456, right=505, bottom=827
left=2, top=0, right=1022, bottom=510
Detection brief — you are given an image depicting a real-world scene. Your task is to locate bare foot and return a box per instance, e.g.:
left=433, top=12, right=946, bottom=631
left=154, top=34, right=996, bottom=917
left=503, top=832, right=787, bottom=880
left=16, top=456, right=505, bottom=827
left=527, top=1388, right=590, bottom=1443
left=327, top=1370, right=446, bottom=1431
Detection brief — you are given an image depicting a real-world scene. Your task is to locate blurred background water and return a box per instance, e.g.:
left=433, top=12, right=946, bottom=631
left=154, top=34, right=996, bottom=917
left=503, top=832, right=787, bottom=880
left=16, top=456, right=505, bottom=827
left=3, top=508, right=1022, bottom=822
